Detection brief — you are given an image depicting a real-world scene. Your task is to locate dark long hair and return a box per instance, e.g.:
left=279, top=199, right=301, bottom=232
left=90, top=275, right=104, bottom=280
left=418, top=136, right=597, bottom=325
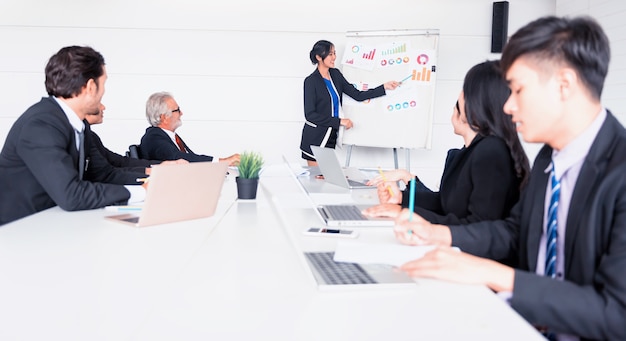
left=463, top=60, right=530, bottom=189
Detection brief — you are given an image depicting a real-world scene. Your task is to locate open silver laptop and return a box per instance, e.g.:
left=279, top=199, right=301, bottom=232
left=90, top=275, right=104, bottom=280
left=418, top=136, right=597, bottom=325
left=316, top=204, right=394, bottom=227
left=106, top=161, right=228, bottom=227
left=303, top=251, right=416, bottom=289
left=310, top=146, right=370, bottom=189
left=282, top=155, right=393, bottom=227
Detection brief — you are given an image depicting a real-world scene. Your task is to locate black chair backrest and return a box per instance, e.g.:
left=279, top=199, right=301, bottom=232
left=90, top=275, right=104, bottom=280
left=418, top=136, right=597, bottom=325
left=128, top=144, right=141, bottom=159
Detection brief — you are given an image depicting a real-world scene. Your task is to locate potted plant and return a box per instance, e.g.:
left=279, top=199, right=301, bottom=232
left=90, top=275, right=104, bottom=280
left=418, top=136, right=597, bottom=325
left=235, top=151, right=264, bottom=199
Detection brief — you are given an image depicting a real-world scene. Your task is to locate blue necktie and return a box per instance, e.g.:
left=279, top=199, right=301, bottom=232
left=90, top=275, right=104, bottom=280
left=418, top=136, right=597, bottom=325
left=545, top=162, right=560, bottom=278
left=541, top=162, right=560, bottom=341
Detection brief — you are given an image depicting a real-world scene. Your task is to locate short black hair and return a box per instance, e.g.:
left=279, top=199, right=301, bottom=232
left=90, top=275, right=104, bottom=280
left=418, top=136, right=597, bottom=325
left=45, top=46, right=106, bottom=98
left=309, top=40, right=334, bottom=65
left=501, top=16, right=610, bottom=100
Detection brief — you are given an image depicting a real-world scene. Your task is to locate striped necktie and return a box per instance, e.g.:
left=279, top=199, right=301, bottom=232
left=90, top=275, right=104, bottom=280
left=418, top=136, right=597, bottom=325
left=545, top=162, right=560, bottom=278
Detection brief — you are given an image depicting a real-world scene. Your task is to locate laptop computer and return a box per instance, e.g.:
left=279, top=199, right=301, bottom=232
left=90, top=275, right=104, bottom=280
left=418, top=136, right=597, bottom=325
left=310, top=145, right=370, bottom=189
left=316, top=204, right=394, bottom=227
left=106, top=161, right=228, bottom=227
left=281, top=155, right=394, bottom=227
left=303, top=251, right=416, bottom=289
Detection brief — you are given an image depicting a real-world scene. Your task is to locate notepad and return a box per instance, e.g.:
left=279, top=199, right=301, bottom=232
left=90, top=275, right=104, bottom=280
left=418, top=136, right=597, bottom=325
left=333, top=240, right=437, bottom=267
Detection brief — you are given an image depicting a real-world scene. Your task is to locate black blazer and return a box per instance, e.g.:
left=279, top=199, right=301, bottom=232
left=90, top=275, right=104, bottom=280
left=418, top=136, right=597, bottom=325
left=401, top=135, right=520, bottom=225
left=90, top=130, right=159, bottom=172
left=450, top=112, right=626, bottom=340
left=0, top=97, right=132, bottom=225
left=299, top=68, right=386, bottom=156
left=139, top=126, right=214, bottom=162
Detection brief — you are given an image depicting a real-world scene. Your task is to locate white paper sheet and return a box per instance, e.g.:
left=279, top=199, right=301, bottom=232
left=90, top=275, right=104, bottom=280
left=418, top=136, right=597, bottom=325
left=333, top=240, right=436, bottom=267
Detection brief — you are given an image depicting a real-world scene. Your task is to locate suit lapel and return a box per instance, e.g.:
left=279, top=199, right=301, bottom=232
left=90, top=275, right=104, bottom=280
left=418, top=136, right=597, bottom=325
left=440, top=135, right=481, bottom=186
left=526, top=148, right=551, bottom=271
left=563, top=114, right=618, bottom=274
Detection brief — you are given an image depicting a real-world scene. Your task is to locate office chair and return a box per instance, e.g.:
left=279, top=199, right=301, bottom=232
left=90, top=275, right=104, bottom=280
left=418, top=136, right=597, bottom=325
left=127, top=144, right=142, bottom=159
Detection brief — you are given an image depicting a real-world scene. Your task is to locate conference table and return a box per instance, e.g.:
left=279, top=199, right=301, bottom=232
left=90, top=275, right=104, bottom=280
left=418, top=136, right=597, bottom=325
left=0, top=163, right=544, bottom=341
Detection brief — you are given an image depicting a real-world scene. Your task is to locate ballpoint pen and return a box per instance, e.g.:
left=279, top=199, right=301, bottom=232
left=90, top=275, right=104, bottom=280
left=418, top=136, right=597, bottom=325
left=407, top=177, right=416, bottom=234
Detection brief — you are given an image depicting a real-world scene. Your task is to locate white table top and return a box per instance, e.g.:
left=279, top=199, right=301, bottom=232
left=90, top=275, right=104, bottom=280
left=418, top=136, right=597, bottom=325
left=0, top=165, right=544, bottom=341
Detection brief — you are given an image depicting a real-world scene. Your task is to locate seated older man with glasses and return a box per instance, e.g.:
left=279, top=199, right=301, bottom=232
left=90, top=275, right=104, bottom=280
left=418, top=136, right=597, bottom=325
left=139, top=91, right=240, bottom=165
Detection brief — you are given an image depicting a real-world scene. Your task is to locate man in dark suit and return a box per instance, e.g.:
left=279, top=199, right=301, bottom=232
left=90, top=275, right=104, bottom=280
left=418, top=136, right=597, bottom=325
left=0, top=46, right=146, bottom=226
left=85, top=103, right=182, bottom=174
left=392, top=16, right=626, bottom=340
left=139, top=92, right=239, bottom=165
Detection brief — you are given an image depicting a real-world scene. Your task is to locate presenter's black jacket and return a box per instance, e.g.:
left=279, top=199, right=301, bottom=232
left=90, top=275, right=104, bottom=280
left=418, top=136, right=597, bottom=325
left=401, top=135, right=521, bottom=225
left=300, top=68, right=386, bottom=159
left=0, top=97, right=136, bottom=225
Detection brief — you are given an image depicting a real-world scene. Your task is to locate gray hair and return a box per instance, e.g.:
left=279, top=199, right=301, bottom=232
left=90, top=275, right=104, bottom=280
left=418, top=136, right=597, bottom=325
left=145, top=91, right=174, bottom=127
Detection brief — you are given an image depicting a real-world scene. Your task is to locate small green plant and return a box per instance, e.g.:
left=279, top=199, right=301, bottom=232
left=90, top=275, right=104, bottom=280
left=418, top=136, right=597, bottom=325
left=237, top=151, right=264, bottom=179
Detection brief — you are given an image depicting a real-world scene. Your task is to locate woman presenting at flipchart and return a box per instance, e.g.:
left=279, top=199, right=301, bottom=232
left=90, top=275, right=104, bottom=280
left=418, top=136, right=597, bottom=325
left=300, top=40, right=399, bottom=166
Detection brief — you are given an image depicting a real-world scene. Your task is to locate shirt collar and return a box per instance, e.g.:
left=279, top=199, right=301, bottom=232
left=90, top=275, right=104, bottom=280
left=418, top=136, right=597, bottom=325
left=160, top=127, right=176, bottom=140
left=53, top=97, right=85, bottom=132
left=546, top=108, right=607, bottom=179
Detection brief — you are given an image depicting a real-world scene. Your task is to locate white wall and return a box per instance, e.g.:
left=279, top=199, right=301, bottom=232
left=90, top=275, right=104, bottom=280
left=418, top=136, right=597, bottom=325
left=0, top=0, right=555, bottom=188
left=556, top=0, right=626, bottom=124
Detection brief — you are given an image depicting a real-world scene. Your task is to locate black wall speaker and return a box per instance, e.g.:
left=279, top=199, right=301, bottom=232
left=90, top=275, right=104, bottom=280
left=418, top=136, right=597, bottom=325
left=491, top=1, right=509, bottom=53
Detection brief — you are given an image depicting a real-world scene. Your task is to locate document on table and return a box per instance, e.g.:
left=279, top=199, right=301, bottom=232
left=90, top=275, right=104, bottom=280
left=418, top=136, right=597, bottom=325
left=333, top=241, right=437, bottom=267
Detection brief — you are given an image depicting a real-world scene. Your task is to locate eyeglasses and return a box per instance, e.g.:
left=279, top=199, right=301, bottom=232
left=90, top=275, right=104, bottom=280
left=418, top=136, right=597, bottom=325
left=171, top=107, right=181, bottom=114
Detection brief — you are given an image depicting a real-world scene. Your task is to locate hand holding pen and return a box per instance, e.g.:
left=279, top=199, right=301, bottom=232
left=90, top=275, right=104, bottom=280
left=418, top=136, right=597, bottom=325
left=393, top=207, right=453, bottom=247
left=375, top=181, right=402, bottom=204
left=377, top=167, right=396, bottom=196
left=393, top=208, right=432, bottom=246
left=367, top=168, right=414, bottom=186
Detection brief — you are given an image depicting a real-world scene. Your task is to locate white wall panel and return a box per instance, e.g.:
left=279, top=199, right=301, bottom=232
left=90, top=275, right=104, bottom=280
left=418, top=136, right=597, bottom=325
left=557, top=0, right=626, bottom=118
left=1, top=0, right=556, bottom=176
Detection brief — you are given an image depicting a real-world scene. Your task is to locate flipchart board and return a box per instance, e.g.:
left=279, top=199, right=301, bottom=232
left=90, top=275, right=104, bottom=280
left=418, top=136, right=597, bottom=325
left=339, top=29, right=439, bottom=150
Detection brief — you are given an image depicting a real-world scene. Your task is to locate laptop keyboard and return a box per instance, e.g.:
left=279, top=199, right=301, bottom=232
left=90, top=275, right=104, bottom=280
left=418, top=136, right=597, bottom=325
left=305, top=252, right=377, bottom=285
left=347, top=179, right=368, bottom=187
left=323, top=205, right=367, bottom=221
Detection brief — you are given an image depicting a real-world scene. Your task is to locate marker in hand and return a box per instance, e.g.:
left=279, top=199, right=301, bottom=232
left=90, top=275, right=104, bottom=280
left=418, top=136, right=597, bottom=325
left=400, top=74, right=412, bottom=84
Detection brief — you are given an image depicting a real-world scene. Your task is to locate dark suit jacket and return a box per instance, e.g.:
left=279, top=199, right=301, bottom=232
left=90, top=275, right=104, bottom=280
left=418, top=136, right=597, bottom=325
left=299, top=68, right=386, bottom=156
left=90, top=130, right=158, bottom=173
left=0, top=97, right=134, bottom=225
left=450, top=112, right=626, bottom=340
left=139, top=126, right=213, bottom=162
left=401, top=135, right=520, bottom=225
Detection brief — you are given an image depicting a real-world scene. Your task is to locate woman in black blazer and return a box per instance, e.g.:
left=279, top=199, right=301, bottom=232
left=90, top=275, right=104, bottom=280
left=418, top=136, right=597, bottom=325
left=364, top=60, right=530, bottom=225
left=300, top=40, right=399, bottom=166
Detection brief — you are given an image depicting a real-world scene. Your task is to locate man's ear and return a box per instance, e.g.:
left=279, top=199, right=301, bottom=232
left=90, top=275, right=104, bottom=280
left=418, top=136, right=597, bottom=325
left=557, top=67, right=577, bottom=101
left=85, top=78, right=98, bottom=95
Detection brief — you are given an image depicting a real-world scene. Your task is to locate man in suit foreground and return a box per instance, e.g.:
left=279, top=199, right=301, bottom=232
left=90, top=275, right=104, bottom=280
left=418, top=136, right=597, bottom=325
left=392, top=16, right=626, bottom=340
left=0, top=46, right=146, bottom=226
left=139, top=92, right=240, bottom=165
